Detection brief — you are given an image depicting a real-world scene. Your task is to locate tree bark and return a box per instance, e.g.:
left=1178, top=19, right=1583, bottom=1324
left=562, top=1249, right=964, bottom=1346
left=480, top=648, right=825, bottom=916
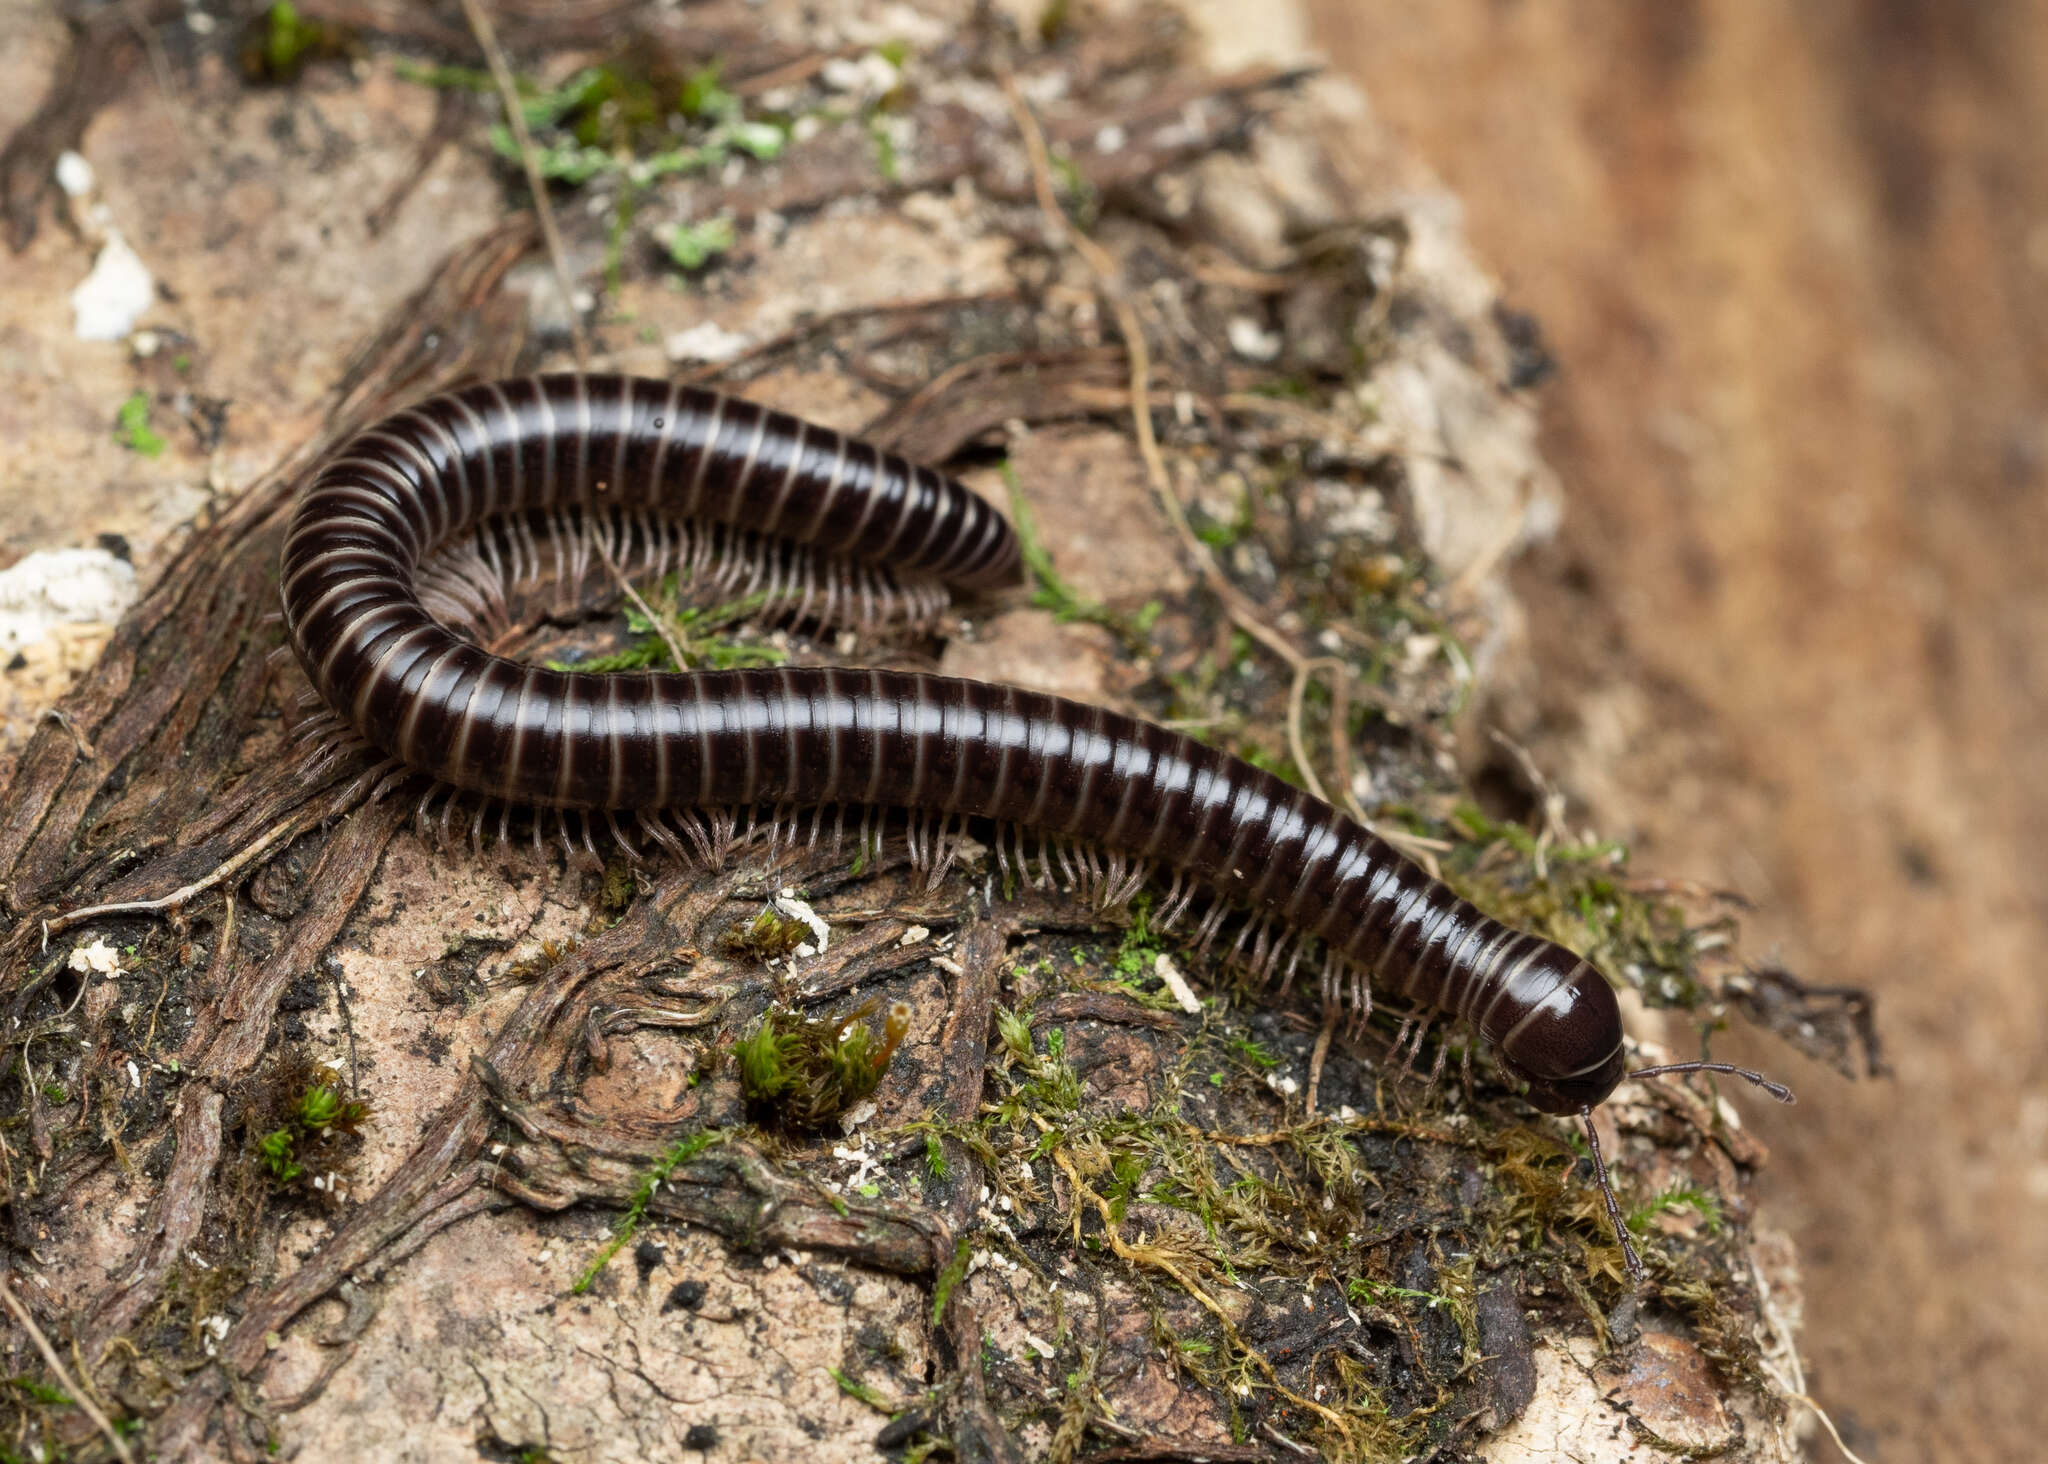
left=0, top=3, right=1816, bottom=1459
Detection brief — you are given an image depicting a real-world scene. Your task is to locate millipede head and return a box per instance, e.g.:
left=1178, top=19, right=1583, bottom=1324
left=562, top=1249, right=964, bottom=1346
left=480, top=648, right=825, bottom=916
left=1491, top=948, right=1630, bottom=1115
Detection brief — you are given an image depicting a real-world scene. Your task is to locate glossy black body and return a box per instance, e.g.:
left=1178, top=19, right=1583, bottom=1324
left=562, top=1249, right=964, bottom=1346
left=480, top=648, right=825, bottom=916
left=281, top=373, right=1625, bottom=1111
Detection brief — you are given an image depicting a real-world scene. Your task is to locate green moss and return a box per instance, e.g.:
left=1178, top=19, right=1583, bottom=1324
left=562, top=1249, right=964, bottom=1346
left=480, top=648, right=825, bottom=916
left=394, top=49, right=785, bottom=198
left=1190, top=480, right=1255, bottom=549
left=548, top=583, right=787, bottom=675
left=663, top=216, right=736, bottom=273
left=240, top=1, right=349, bottom=83
left=868, top=115, right=902, bottom=182
left=1436, top=802, right=1712, bottom=1012
left=1629, top=1183, right=1726, bottom=1237
left=991, top=1012, right=1082, bottom=1121
left=114, top=392, right=165, bottom=458
left=598, top=860, right=638, bottom=920
left=828, top=1367, right=892, bottom=1412
left=930, top=1235, right=972, bottom=1325
left=573, top=1129, right=723, bottom=1292
left=719, top=907, right=811, bottom=962
left=736, top=1001, right=913, bottom=1129
left=245, top=1061, right=368, bottom=1193
left=1, top=1378, right=70, bottom=1407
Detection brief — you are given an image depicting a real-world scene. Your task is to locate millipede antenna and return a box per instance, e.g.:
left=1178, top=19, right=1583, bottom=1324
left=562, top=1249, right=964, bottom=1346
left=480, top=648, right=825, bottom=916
left=1583, top=1061, right=1796, bottom=1287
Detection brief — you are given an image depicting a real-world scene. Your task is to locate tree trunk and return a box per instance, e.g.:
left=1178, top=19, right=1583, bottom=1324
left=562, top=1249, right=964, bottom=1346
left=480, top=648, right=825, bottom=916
left=0, top=2, right=1826, bottom=1459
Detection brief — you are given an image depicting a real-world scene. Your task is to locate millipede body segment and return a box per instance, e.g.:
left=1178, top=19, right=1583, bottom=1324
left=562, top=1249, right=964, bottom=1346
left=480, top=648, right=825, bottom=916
left=282, top=373, right=1631, bottom=1121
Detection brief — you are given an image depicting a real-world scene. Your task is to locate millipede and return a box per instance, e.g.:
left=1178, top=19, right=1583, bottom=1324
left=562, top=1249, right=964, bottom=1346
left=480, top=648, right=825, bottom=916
left=280, top=371, right=1790, bottom=1282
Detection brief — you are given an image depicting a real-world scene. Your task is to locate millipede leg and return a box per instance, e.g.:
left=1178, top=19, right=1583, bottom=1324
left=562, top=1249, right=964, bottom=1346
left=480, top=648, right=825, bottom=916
left=1390, top=1016, right=1416, bottom=1070
left=675, top=811, right=715, bottom=866
left=606, top=810, right=645, bottom=868
left=1158, top=872, right=1194, bottom=930
left=1054, top=838, right=1079, bottom=892
left=1278, top=938, right=1307, bottom=996
left=413, top=784, right=443, bottom=841
left=636, top=809, right=687, bottom=864
left=1110, top=856, right=1150, bottom=910
left=334, top=757, right=400, bottom=807
left=1396, top=1016, right=1434, bottom=1080
left=709, top=807, right=739, bottom=864
left=924, top=814, right=960, bottom=890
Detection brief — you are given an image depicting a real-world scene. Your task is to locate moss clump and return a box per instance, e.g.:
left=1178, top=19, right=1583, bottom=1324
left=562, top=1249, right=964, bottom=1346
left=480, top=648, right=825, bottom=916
left=597, top=859, right=638, bottom=921
left=245, top=1057, right=369, bottom=1195
left=736, top=1001, right=913, bottom=1129
left=239, top=1, right=352, bottom=83
left=718, top=907, right=812, bottom=962
left=502, top=935, right=579, bottom=985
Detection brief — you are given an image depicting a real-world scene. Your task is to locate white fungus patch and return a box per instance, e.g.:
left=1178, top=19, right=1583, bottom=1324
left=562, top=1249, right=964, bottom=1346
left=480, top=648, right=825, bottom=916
left=70, top=231, right=156, bottom=341
left=773, top=889, right=830, bottom=953
left=54, top=150, right=95, bottom=197
left=1153, top=953, right=1203, bottom=1014
left=68, top=937, right=123, bottom=977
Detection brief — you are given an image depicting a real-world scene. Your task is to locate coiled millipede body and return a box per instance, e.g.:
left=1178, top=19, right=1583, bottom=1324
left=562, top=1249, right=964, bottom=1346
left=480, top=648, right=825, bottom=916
left=281, top=373, right=1788, bottom=1281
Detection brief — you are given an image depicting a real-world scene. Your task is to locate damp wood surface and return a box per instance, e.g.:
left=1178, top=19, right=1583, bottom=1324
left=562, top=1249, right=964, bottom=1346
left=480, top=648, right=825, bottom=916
left=0, top=3, right=1833, bottom=1461
left=1306, top=6, right=2048, bottom=1463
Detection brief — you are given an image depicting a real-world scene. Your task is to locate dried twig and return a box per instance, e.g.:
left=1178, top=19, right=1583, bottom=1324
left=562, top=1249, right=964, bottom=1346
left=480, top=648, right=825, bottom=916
left=457, top=0, right=587, bottom=367
left=41, top=807, right=321, bottom=945
left=1005, top=78, right=1402, bottom=853
left=588, top=523, right=689, bottom=669
left=0, top=1275, right=135, bottom=1464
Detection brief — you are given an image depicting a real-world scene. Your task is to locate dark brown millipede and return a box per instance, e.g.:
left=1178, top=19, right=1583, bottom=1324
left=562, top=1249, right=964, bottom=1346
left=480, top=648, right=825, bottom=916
left=280, top=372, right=1789, bottom=1282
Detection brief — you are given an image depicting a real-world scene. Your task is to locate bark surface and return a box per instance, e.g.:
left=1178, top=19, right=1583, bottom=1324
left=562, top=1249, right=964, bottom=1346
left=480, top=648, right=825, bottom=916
left=0, top=3, right=1826, bottom=1460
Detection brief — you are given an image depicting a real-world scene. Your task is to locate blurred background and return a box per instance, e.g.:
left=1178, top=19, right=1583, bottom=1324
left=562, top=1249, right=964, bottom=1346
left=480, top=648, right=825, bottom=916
left=1303, top=3, right=2047, bottom=1461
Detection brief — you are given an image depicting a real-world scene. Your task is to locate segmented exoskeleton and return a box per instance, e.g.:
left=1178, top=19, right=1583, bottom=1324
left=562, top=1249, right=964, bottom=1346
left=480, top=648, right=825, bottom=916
left=281, top=373, right=1787, bottom=1281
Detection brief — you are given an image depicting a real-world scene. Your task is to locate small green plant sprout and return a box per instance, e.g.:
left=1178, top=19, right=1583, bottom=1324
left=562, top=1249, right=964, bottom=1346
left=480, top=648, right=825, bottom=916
left=735, top=1000, right=914, bottom=1128
left=572, top=1129, right=721, bottom=1292
left=239, top=1, right=350, bottom=83
left=1225, top=1036, right=1281, bottom=1071
left=1626, top=1183, right=1726, bottom=1237
left=252, top=1063, right=370, bottom=1193
left=991, top=1009, right=1082, bottom=1117
left=828, top=1367, right=892, bottom=1412
left=1000, top=465, right=1156, bottom=653
left=664, top=216, right=736, bottom=273
left=113, top=392, right=165, bottom=458
left=1345, top=1276, right=1452, bottom=1311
